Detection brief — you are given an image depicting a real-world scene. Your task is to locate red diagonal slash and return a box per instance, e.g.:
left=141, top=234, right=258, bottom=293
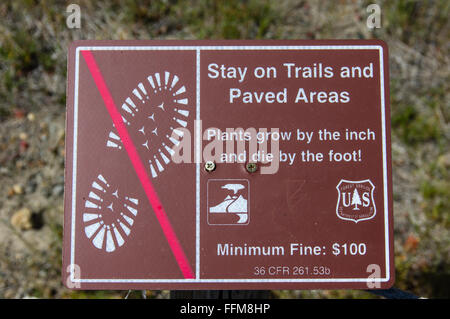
left=81, top=50, right=194, bottom=279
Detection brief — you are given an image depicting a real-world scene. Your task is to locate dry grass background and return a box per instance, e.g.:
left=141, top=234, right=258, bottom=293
left=0, top=0, right=448, bottom=298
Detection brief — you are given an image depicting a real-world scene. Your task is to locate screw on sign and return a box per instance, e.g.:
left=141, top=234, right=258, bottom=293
left=63, top=40, right=394, bottom=290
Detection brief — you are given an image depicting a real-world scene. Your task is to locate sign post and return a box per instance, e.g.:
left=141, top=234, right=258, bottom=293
left=63, top=40, right=394, bottom=290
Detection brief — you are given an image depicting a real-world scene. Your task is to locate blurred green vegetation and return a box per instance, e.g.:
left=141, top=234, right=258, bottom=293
left=0, top=0, right=448, bottom=298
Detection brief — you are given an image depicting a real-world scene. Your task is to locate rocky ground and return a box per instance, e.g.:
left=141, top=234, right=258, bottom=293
left=0, top=0, right=448, bottom=298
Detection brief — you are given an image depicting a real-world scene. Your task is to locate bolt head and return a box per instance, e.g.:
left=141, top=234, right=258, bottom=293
left=204, top=161, right=216, bottom=172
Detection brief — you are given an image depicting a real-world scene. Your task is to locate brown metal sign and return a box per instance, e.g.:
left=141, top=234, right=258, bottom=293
left=63, top=40, right=394, bottom=290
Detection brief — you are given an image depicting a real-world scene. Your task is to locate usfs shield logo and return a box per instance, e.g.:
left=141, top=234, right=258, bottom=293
left=336, top=179, right=376, bottom=223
